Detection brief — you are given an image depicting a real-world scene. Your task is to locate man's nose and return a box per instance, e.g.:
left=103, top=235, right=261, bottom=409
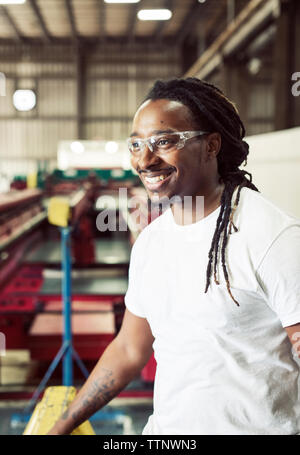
left=137, top=142, right=161, bottom=169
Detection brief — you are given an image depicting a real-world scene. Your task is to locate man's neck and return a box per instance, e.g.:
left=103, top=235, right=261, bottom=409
left=171, top=182, right=225, bottom=226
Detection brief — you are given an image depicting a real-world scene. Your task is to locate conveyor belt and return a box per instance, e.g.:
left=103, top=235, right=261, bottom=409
left=40, top=276, right=128, bottom=295
left=24, top=239, right=131, bottom=265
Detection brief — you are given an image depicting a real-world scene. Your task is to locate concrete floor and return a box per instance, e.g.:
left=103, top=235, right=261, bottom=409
left=25, top=239, right=131, bottom=265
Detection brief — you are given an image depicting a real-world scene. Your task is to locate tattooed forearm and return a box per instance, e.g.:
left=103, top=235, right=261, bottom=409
left=61, top=409, right=70, bottom=420
left=47, top=336, right=147, bottom=435
left=70, top=368, right=123, bottom=424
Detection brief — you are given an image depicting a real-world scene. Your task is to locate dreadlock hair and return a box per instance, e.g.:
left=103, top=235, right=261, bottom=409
left=144, top=77, right=260, bottom=306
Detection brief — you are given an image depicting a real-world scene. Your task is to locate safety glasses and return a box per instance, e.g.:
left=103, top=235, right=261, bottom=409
left=127, top=130, right=210, bottom=156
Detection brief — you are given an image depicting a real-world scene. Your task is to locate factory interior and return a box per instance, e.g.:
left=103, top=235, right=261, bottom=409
left=0, top=0, right=299, bottom=436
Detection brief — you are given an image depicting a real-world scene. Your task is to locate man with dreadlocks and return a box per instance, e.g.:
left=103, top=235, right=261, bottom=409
left=48, top=78, right=300, bottom=435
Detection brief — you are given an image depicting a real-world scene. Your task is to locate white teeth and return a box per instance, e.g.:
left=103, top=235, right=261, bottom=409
left=145, top=174, right=168, bottom=183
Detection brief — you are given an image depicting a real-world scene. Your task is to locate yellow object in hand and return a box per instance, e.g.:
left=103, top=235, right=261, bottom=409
left=23, top=386, right=95, bottom=435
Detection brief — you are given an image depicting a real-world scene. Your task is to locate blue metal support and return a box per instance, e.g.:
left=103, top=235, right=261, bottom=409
left=61, top=226, right=73, bottom=386
left=17, top=225, right=90, bottom=422
left=12, top=221, right=129, bottom=431
left=23, top=342, right=68, bottom=415
left=72, top=348, right=90, bottom=379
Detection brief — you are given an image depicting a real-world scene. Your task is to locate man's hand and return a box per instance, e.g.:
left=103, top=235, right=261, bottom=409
left=47, top=309, right=154, bottom=435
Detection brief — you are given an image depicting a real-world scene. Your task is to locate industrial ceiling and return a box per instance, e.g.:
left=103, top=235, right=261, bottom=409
left=0, top=0, right=231, bottom=45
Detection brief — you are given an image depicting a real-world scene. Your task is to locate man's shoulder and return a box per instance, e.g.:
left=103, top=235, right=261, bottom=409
left=225, top=187, right=300, bottom=283
left=237, top=187, right=300, bottom=238
left=239, top=187, right=299, bottom=219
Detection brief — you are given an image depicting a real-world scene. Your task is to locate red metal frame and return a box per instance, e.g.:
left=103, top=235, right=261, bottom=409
left=0, top=189, right=43, bottom=213
left=0, top=184, right=157, bottom=392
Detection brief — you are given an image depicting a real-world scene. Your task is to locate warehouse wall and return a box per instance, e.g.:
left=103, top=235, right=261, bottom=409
left=0, top=43, right=181, bottom=179
left=207, top=53, right=275, bottom=137
left=246, top=127, right=300, bottom=219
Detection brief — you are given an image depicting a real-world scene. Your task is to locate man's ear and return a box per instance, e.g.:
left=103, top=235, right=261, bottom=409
left=206, top=132, right=221, bottom=160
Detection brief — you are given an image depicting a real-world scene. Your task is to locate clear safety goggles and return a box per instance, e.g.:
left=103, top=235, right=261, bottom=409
left=127, top=130, right=210, bottom=156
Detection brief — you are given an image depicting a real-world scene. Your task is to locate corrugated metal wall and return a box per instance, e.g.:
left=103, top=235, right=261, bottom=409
left=247, top=82, right=274, bottom=135
left=206, top=66, right=275, bottom=137
left=205, top=38, right=275, bottom=138
left=0, top=44, right=181, bottom=179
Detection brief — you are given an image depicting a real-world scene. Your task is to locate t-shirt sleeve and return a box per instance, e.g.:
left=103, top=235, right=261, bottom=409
left=124, top=236, right=146, bottom=318
left=256, top=224, right=300, bottom=327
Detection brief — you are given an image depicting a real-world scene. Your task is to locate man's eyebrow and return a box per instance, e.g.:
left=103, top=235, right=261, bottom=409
left=130, top=129, right=176, bottom=138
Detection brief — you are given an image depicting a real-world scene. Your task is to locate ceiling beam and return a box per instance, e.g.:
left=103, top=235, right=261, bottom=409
left=28, top=0, right=51, bottom=42
left=0, top=35, right=173, bottom=49
left=127, top=0, right=145, bottom=42
left=65, top=0, right=78, bottom=41
left=154, top=0, right=173, bottom=41
left=97, top=0, right=106, bottom=40
left=203, top=0, right=227, bottom=40
left=176, top=0, right=205, bottom=45
left=0, top=6, right=23, bottom=42
left=184, top=0, right=277, bottom=79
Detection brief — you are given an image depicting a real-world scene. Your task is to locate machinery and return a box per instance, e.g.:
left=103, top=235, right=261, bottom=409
left=0, top=168, right=156, bottom=404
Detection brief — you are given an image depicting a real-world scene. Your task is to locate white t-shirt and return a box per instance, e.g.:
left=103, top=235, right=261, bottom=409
left=124, top=186, right=300, bottom=435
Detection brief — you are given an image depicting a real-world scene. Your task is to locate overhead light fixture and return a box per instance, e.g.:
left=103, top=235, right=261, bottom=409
left=104, top=0, right=140, bottom=3
left=13, top=89, right=36, bottom=111
left=70, top=141, right=85, bottom=154
left=58, top=150, right=69, bottom=171
left=198, top=0, right=206, bottom=3
left=247, top=58, right=262, bottom=75
left=0, top=0, right=26, bottom=4
left=138, top=9, right=172, bottom=21
left=105, top=141, right=119, bottom=154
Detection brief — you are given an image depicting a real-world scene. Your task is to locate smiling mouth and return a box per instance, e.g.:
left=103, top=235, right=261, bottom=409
left=142, top=169, right=174, bottom=190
